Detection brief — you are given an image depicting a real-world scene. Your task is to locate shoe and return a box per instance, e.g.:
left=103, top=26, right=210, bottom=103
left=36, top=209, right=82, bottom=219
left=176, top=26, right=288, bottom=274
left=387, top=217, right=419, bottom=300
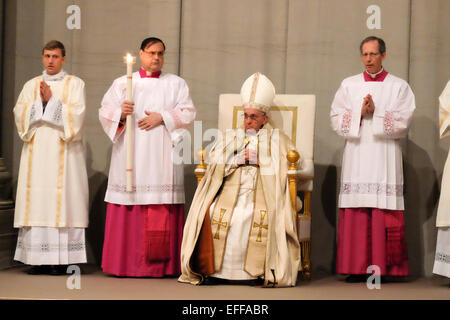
left=26, top=265, right=50, bottom=275
left=380, top=276, right=409, bottom=283
left=201, top=276, right=228, bottom=285
left=49, top=265, right=68, bottom=276
left=201, top=276, right=263, bottom=286
left=345, top=275, right=368, bottom=283
left=229, top=278, right=264, bottom=286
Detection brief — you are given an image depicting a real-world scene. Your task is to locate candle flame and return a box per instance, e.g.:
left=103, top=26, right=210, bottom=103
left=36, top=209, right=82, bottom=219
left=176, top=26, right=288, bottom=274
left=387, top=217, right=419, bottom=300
left=124, top=53, right=135, bottom=64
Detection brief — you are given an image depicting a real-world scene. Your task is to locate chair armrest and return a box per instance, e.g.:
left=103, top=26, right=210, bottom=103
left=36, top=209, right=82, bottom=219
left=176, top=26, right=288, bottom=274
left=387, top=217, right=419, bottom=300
left=287, top=150, right=300, bottom=213
left=195, top=148, right=207, bottom=184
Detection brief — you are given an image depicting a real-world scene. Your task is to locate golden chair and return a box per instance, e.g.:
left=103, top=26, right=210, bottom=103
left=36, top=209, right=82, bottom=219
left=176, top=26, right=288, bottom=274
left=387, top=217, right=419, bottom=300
left=195, top=94, right=316, bottom=280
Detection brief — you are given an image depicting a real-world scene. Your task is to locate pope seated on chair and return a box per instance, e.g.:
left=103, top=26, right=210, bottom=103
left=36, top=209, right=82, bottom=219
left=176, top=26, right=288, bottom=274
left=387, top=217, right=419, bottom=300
left=178, top=73, right=302, bottom=287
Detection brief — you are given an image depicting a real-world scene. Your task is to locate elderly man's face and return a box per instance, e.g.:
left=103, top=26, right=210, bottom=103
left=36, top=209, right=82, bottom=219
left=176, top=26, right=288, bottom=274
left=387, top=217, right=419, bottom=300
left=360, top=40, right=386, bottom=74
left=244, top=108, right=268, bottom=134
left=140, top=41, right=165, bottom=72
left=42, top=49, right=66, bottom=75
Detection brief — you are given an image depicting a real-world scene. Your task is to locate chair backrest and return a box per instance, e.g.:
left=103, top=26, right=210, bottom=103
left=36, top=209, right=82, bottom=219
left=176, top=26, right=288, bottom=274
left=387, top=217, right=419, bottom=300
left=218, top=94, right=316, bottom=191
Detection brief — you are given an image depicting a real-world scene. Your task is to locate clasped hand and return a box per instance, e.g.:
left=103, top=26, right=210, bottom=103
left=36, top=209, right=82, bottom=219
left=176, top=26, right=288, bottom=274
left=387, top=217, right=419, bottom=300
left=120, top=101, right=163, bottom=131
left=236, top=148, right=258, bottom=165
left=40, top=81, right=52, bottom=105
left=361, top=94, right=375, bottom=118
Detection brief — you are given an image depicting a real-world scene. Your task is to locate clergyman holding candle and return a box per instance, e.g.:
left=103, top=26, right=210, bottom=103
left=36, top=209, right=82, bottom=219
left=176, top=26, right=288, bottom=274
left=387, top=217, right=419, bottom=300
left=99, top=37, right=196, bottom=277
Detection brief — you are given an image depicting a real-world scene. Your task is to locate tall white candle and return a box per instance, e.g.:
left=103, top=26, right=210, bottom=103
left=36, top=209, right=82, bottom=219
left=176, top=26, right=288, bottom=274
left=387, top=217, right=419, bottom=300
left=126, top=54, right=133, bottom=100
left=124, top=53, right=135, bottom=192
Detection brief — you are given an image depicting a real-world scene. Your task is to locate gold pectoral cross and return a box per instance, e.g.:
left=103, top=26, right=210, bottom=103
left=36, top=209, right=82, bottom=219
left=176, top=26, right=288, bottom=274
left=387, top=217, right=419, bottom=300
left=212, top=208, right=228, bottom=240
left=253, top=210, right=268, bottom=242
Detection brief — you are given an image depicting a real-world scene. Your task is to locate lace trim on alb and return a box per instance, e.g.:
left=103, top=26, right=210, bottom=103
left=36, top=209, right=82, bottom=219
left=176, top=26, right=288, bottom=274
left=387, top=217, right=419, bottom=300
left=341, top=110, right=352, bottom=134
left=341, top=182, right=403, bottom=197
left=169, top=109, right=183, bottom=129
left=108, top=184, right=184, bottom=194
left=16, top=240, right=86, bottom=253
left=384, top=111, right=395, bottom=135
left=51, top=100, right=63, bottom=124
left=435, top=252, right=450, bottom=264
left=29, top=103, right=41, bottom=125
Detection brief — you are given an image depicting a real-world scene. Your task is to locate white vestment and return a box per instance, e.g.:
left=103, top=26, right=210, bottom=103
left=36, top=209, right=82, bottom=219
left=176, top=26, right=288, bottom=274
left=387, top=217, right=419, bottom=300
left=436, top=80, right=450, bottom=227
left=433, top=80, right=450, bottom=278
left=14, top=227, right=86, bottom=265
left=209, top=134, right=259, bottom=280
left=13, top=70, right=89, bottom=265
left=433, top=227, right=450, bottom=278
left=330, top=73, right=416, bottom=210
left=179, top=125, right=300, bottom=287
left=99, top=72, right=196, bottom=205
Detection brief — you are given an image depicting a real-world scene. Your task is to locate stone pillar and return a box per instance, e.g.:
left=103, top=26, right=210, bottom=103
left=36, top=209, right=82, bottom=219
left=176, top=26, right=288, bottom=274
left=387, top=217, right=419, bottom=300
left=0, top=158, right=17, bottom=269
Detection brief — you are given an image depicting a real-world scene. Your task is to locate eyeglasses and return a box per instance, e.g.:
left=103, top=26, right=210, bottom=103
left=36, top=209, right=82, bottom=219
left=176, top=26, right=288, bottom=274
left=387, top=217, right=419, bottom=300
left=142, top=50, right=164, bottom=57
left=244, top=114, right=264, bottom=121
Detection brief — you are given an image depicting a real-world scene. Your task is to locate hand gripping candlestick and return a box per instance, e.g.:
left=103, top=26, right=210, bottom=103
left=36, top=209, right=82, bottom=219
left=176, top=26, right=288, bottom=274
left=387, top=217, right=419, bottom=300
left=124, top=53, right=136, bottom=192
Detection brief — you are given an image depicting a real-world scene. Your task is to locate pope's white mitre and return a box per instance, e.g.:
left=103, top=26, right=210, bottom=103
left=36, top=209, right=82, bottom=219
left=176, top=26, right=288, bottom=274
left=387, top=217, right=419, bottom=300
left=240, top=72, right=275, bottom=114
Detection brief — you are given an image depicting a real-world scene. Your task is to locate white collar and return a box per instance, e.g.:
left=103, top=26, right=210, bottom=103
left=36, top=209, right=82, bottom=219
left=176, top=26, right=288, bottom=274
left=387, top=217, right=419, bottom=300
left=246, top=130, right=260, bottom=138
left=42, top=70, right=67, bottom=82
left=365, top=67, right=384, bottom=79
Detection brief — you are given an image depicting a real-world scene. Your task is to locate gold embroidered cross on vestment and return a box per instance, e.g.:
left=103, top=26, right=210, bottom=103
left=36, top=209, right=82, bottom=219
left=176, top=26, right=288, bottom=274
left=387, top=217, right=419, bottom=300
left=253, top=210, right=268, bottom=242
left=212, top=208, right=228, bottom=240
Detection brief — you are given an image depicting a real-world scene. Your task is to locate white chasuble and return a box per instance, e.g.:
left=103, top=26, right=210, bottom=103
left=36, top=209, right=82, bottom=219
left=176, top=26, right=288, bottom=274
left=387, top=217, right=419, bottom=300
left=179, top=124, right=300, bottom=287
left=436, top=80, right=450, bottom=227
left=208, top=133, right=269, bottom=280
left=13, top=71, right=89, bottom=228
left=99, top=72, right=196, bottom=205
left=330, top=73, right=416, bottom=210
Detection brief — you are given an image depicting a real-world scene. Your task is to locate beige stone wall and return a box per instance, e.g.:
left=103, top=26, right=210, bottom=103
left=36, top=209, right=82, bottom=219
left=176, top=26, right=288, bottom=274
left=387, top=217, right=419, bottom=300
left=1, top=0, right=449, bottom=276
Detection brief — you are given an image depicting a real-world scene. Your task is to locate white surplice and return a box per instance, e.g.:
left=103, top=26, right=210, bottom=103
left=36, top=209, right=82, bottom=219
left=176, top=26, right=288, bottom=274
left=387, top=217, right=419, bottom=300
left=330, top=73, right=415, bottom=210
left=433, top=80, right=450, bottom=279
left=433, top=227, right=450, bottom=278
left=13, top=70, right=89, bottom=265
left=99, top=71, right=196, bottom=205
left=436, top=80, right=450, bottom=227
